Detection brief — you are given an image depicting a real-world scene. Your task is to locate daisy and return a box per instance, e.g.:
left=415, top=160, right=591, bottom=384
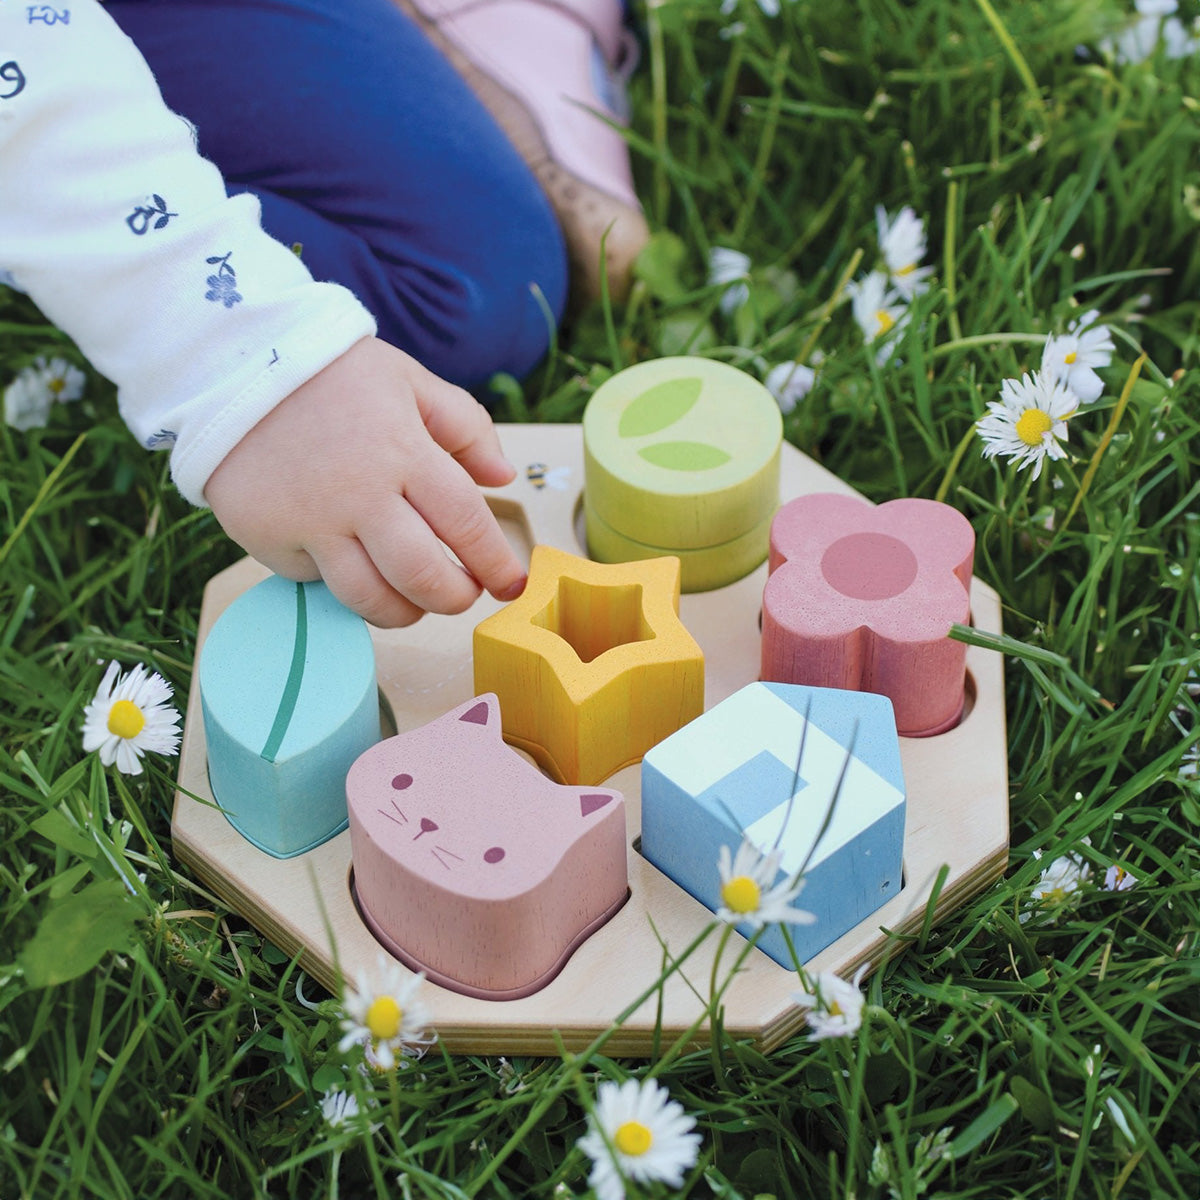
left=847, top=270, right=909, bottom=350
left=792, top=964, right=868, bottom=1040
left=577, top=1078, right=702, bottom=1200
left=37, top=356, right=87, bottom=405
left=875, top=206, right=934, bottom=300
left=1104, top=864, right=1137, bottom=892
left=1029, top=851, right=1091, bottom=905
left=4, top=356, right=86, bottom=430
left=976, top=370, right=1078, bottom=481
left=319, top=1087, right=361, bottom=1128
left=3, top=369, right=54, bottom=431
left=1041, top=310, right=1115, bottom=404
left=716, top=838, right=816, bottom=931
left=764, top=360, right=816, bottom=414
left=338, top=956, right=433, bottom=1070
left=707, top=246, right=752, bottom=315
left=81, top=660, right=182, bottom=776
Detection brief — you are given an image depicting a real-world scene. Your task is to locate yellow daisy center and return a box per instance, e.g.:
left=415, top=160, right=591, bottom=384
left=1064, top=351, right=1077, bottom=364
left=1015, top=408, right=1053, bottom=447
left=895, top=262, right=916, bottom=276
left=614, top=1121, right=654, bottom=1156
left=828, top=1000, right=843, bottom=1017
left=875, top=310, right=896, bottom=334
left=366, top=995, right=403, bottom=1040
left=107, top=699, right=145, bottom=739
left=721, top=875, right=761, bottom=914
left=47, top=376, right=67, bottom=395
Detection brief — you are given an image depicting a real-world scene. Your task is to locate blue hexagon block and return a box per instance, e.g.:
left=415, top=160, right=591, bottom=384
left=641, top=682, right=905, bottom=968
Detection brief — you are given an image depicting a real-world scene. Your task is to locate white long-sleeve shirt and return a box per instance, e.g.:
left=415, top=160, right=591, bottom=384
left=1, top=1, right=377, bottom=504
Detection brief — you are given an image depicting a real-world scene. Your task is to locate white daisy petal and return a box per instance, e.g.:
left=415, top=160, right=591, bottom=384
left=764, top=361, right=816, bottom=414
left=875, top=206, right=934, bottom=299
left=339, top=955, right=434, bottom=1069
left=715, top=837, right=815, bottom=930
left=578, top=1078, right=702, bottom=1200
left=1041, top=311, right=1114, bottom=404
left=80, top=660, right=181, bottom=775
left=792, top=964, right=868, bottom=1040
left=977, top=370, right=1078, bottom=481
left=847, top=270, right=910, bottom=349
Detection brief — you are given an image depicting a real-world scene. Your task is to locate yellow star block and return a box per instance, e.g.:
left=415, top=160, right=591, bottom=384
left=473, top=545, right=705, bottom=785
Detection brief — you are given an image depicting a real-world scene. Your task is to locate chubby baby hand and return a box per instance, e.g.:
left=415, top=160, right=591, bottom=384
left=204, top=337, right=527, bottom=627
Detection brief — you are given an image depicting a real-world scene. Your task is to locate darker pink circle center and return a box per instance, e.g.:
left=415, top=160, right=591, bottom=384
left=821, top=532, right=918, bottom=601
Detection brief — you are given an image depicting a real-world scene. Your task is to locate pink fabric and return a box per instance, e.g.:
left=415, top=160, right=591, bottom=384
left=408, top=0, right=638, bottom=205
left=410, top=0, right=626, bottom=64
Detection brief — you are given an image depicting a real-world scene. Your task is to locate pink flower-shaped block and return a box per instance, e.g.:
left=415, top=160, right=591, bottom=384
left=761, top=494, right=975, bottom=737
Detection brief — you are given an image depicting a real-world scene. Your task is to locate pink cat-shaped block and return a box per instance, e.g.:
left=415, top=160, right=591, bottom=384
left=346, top=694, right=629, bottom=1000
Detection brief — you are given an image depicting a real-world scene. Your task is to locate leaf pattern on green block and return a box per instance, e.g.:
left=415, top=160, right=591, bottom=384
left=618, top=377, right=703, bottom=438
left=638, top=441, right=732, bottom=471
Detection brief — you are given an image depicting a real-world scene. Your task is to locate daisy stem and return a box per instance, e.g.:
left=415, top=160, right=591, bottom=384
left=1060, top=352, right=1147, bottom=532
left=943, top=179, right=962, bottom=343
left=935, top=424, right=980, bottom=504
left=972, top=0, right=1046, bottom=128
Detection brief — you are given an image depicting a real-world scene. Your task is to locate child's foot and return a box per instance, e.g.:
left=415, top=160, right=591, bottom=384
left=398, top=0, right=650, bottom=305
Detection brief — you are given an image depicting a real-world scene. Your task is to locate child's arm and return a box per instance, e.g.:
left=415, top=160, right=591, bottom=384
left=0, top=1, right=525, bottom=625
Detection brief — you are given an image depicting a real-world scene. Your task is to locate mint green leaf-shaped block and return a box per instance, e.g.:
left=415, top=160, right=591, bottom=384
left=200, top=575, right=380, bottom=858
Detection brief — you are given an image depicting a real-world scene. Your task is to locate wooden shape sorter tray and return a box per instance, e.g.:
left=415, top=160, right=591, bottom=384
left=172, top=423, right=1009, bottom=1057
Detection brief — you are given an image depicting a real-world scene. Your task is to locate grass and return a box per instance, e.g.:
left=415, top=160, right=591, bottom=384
left=4, top=0, right=1200, bottom=1195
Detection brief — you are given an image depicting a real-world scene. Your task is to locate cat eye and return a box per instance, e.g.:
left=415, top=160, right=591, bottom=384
left=391, top=773, right=413, bottom=790
left=483, top=847, right=505, bottom=864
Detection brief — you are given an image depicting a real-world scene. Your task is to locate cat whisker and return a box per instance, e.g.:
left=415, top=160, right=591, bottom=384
left=379, top=803, right=409, bottom=827
left=430, top=846, right=465, bottom=870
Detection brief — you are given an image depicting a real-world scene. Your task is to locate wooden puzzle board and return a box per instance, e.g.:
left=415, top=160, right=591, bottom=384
left=172, top=423, right=1009, bottom=1056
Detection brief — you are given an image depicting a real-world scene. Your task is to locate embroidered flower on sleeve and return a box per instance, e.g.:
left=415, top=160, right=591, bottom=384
left=204, top=253, right=243, bottom=308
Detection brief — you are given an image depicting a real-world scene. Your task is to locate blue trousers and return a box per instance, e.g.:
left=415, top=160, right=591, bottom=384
left=106, top=0, right=569, bottom=390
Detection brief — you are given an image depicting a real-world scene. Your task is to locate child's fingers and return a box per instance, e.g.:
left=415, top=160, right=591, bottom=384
left=308, top=535, right=428, bottom=629
left=357, top=497, right=486, bottom=616
left=402, top=451, right=527, bottom=601
left=414, top=372, right=517, bottom=488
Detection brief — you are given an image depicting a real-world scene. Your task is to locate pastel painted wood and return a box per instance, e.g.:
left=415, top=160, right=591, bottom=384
left=641, top=682, right=905, bottom=968
left=346, top=694, right=628, bottom=1000
left=473, top=545, right=705, bottom=785
left=761, top=494, right=975, bottom=737
left=582, top=356, right=782, bottom=591
left=199, top=574, right=379, bottom=857
left=172, top=423, right=1010, bottom=1056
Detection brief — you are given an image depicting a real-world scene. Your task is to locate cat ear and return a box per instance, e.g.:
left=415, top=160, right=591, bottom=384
left=446, top=693, right=500, bottom=733
left=577, top=791, right=619, bottom=820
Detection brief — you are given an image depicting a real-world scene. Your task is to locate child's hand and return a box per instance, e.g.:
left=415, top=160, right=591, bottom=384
left=204, top=337, right=527, bottom=627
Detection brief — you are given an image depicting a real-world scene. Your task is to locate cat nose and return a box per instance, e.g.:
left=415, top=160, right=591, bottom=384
left=419, top=817, right=438, bottom=834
